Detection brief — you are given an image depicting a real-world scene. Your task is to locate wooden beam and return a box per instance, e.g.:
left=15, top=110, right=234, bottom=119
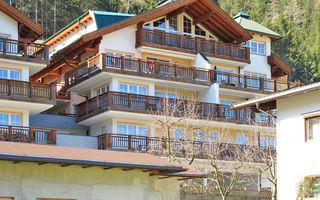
left=48, top=71, right=60, bottom=76
left=85, top=47, right=98, bottom=53
left=137, top=21, right=144, bottom=30
left=193, top=11, right=213, bottom=25
left=82, top=165, right=93, bottom=168
left=103, top=167, right=113, bottom=170
left=122, top=168, right=134, bottom=171
left=166, top=6, right=186, bottom=20
left=158, top=176, right=171, bottom=179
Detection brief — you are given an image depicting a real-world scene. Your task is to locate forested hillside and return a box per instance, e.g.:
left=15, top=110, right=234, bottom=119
left=11, top=0, right=320, bottom=83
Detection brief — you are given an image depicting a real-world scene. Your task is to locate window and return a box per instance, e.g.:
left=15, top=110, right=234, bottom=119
left=260, top=137, right=275, bottom=147
left=153, top=17, right=166, bottom=30
left=305, top=116, right=320, bottom=141
left=220, top=100, right=236, bottom=119
left=183, top=16, right=192, bottom=34
left=210, top=132, right=217, bottom=142
left=155, top=91, right=177, bottom=99
left=96, top=85, right=109, bottom=96
left=0, top=113, right=21, bottom=126
left=0, top=68, right=20, bottom=80
left=195, top=25, right=206, bottom=38
left=168, top=16, right=178, bottom=33
left=245, top=41, right=265, bottom=55
left=174, top=129, right=184, bottom=140
left=119, top=83, right=147, bottom=95
left=118, top=123, right=148, bottom=136
left=237, top=134, right=247, bottom=145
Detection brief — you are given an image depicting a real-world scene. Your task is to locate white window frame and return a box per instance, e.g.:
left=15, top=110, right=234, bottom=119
left=119, top=83, right=148, bottom=95
left=0, top=112, right=21, bottom=126
left=245, top=41, right=266, bottom=55
left=0, top=68, right=20, bottom=80
left=96, top=85, right=109, bottom=96
left=118, top=123, right=148, bottom=136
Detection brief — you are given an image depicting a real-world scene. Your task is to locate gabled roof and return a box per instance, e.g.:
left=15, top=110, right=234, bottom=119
left=0, top=0, right=44, bottom=40
left=0, top=141, right=206, bottom=178
left=234, top=12, right=281, bottom=40
left=231, top=82, right=319, bottom=111
left=92, top=10, right=135, bottom=29
left=82, top=0, right=252, bottom=43
left=44, top=10, right=134, bottom=45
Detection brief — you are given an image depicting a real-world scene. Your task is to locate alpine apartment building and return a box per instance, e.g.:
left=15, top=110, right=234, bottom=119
left=0, top=0, right=304, bottom=199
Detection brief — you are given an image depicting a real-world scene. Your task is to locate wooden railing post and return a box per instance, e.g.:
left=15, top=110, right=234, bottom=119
left=29, top=127, right=33, bottom=143
left=105, top=134, right=111, bottom=149
left=24, top=42, right=27, bottom=58
left=8, top=125, right=12, bottom=141
left=192, top=68, right=196, bottom=81
left=244, top=76, right=247, bottom=88
left=128, top=135, right=132, bottom=150
left=218, top=104, right=223, bottom=119
left=3, top=39, right=6, bottom=55
left=179, top=36, right=183, bottom=48
left=29, top=82, right=34, bottom=98
left=7, top=80, right=11, bottom=96
left=260, top=78, right=264, bottom=91
left=145, top=136, right=149, bottom=151
left=274, top=80, right=277, bottom=92
left=50, top=84, right=56, bottom=101
left=121, top=56, right=124, bottom=71
left=227, top=73, right=230, bottom=85
left=138, top=59, right=142, bottom=72
left=161, top=32, right=165, bottom=45
left=108, top=92, right=112, bottom=107
left=51, top=130, right=57, bottom=144
left=128, top=93, right=131, bottom=108
left=173, top=64, right=177, bottom=78
left=196, top=38, right=201, bottom=52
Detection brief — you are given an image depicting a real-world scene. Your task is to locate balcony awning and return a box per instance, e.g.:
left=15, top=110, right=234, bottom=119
left=268, top=55, right=291, bottom=78
left=0, top=141, right=206, bottom=178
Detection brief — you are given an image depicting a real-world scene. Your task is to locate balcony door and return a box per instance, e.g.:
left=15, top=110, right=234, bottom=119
left=117, top=123, right=148, bottom=150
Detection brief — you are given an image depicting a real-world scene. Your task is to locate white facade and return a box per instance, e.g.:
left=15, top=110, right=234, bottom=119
left=0, top=10, right=18, bottom=40
left=0, top=161, right=180, bottom=200
left=277, top=89, right=320, bottom=199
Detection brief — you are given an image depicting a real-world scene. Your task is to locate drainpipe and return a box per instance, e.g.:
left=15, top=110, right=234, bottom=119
left=255, top=103, right=276, bottom=119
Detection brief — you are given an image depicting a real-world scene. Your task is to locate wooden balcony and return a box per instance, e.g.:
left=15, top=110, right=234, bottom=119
left=0, top=79, right=56, bottom=104
left=98, top=133, right=275, bottom=162
left=136, top=29, right=250, bottom=63
left=0, top=38, right=49, bottom=64
left=65, top=53, right=303, bottom=93
left=0, top=125, right=56, bottom=144
left=76, top=91, right=274, bottom=126
left=55, top=84, right=71, bottom=101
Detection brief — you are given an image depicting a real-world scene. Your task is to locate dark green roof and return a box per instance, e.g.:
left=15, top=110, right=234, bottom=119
left=44, top=10, right=135, bottom=44
left=199, top=52, right=211, bottom=64
left=91, top=10, right=135, bottom=29
left=233, top=12, right=281, bottom=38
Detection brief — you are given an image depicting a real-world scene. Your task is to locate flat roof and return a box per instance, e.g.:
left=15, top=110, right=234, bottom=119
left=231, top=82, right=320, bottom=110
left=0, top=141, right=205, bottom=178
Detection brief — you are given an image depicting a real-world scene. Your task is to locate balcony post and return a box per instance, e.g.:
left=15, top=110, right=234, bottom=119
left=29, top=82, right=33, bottom=98
left=3, top=39, right=6, bottom=55
left=287, top=81, right=291, bottom=89
left=8, top=125, right=12, bottom=141
left=244, top=76, right=247, bottom=88
left=50, top=84, right=56, bottom=101
left=108, top=92, right=112, bottom=107
left=161, top=32, right=165, bottom=45
left=85, top=101, right=89, bottom=115
left=196, top=38, right=201, bottom=52
left=173, top=64, right=177, bottom=78
left=214, top=42, right=217, bottom=54
left=24, top=42, right=27, bottom=58
left=128, top=135, right=132, bottom=150
left=7, top=80, right=11, bottom=96
left=138, top=59, right=142, bottom=73
left=29, top=127, right=33, bottom=143
left=106, top=134, right=111, bottom=149
left=227, top=73, right=230, bottom=85
left=96, top=95, right=100, bottom=109
left=218, top=104, right=223, bottom=119
left=246, top=47, right=250, bottom=60
left=274, top=80, right=277, bottom=92
left=230, top=45, right=233, bottom=57
left=145, top=96, right=149, bottom=110
left=121, top=56, right=124, bottom=71
left=236, top=109, right=240, bottom=122
left=192, top=68, right=196, bottom=81
left=179, top=36, right=183, bottom=48
left=260, top=78, right=264, bottom=91
left=145, top=136, right=149, bottom=151
left=128, top=93, right=131, bottom=108
left=50, top=130, right=57, bottom=144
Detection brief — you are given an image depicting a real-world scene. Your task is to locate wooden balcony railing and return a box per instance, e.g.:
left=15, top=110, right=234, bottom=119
left=0, top=38, right=49, bottom=63
left=0, top=125, right=56, bottom=144
left=55, top=84, right=71, bottom=100
left=76, top=91, right=274, bottom=126
left=0, top=79, right=56, bottom=103
left=136, top=29, right=250, bottom=63
left=98, top=133, right=276, bottom=162
left=65, top=53, right=303, bottom=93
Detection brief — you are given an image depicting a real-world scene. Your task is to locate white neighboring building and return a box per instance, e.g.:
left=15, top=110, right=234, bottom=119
left=232, top=82, right=320, bottom=199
